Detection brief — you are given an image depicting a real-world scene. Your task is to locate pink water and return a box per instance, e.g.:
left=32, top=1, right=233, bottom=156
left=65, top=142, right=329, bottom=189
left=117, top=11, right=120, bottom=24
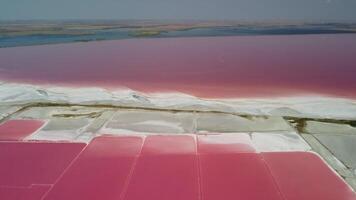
left=0, top=34, right=355, bottom=98
left=1, top=134, right=355, bottom=199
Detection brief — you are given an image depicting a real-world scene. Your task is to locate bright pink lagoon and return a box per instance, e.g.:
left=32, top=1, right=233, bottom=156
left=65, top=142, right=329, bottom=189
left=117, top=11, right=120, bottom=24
left=0, top=34, right=356, bottom=98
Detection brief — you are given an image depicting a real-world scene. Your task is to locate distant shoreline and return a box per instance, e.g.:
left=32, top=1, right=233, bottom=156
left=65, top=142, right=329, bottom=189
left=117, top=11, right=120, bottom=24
left=1, top=20, right=356, bottom=48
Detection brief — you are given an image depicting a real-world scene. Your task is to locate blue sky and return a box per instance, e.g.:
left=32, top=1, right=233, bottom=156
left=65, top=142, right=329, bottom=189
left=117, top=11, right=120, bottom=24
left=1, top=0, right=356, bottom=21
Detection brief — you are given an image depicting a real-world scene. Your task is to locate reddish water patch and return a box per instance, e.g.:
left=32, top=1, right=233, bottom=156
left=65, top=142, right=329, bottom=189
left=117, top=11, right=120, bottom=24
left=0, top=120, right=45, bottom=141
left=0, top=142, right=85, bottom=187
left=124, top=135, right=199, bottom=200
left=43, top=136, right=143, bottom=200
left=1, top=135, right=355, bottom=200
left=0, top=185, right=51, bottom=200
left=198, top=134, right=283, bottom=200
left=263, top=152, right=356, bottom=200
left=0, top=35, right=355, bottom=98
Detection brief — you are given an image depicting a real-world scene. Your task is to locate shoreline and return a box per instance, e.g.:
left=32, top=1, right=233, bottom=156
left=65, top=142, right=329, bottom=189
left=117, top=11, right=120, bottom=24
left=1, top=81, right=356, bottom=120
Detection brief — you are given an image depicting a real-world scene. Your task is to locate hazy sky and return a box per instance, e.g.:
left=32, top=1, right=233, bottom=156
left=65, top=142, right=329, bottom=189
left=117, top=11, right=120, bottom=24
left=1, top=0, right=356, bottom=21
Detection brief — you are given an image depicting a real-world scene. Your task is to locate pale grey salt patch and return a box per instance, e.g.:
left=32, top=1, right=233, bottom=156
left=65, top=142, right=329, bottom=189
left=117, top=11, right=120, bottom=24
left=45, top=87, right=113, bottom=104
left=28, top=130, right=82, bottom=141
left=105, top=110, right=195, bottom=134
left=302, top=134, right=354, bottom=178
left=41, top=118, right=90, bottom=131
left=76, top=110, right=117, bottom=142
left=267, top=107, right=304, bottom=117
left=345, top=178, right=356, bottom=191
left=196, top=113, right=293, bottom=133
left=26, top=118, right=92, bottom=141
left=0, top=106, right=22, bottom=120
left=314, top=134, right=356, bottom=169
left=15, top=107, right=56, bottom=119
left=305, top=121, right=356, bottom=135
left=252, top=131, right=311, bottom=152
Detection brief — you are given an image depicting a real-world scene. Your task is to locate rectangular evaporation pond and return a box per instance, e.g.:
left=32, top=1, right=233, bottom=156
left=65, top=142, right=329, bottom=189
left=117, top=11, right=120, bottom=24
left=197, top=134, right=284, bottom=200
left=262, top=152, right=356, bottom=200
left=0, top=142, right=86, bottom=187
left=0, top=185, right=51, bottom=200
left=42, top=135, right=144, bottom=200
left=123, top=135, right=199, bottom=200
left=0, top=120, right=45, bottom=141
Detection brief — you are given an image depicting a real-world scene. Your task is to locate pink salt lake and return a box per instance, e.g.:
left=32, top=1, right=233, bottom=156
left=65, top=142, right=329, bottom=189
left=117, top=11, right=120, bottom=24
left=0, top=34, right=355, bottom=98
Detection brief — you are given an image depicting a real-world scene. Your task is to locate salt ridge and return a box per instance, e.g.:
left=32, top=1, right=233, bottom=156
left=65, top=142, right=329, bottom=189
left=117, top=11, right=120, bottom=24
left=1, top=82, right=356, bottom=120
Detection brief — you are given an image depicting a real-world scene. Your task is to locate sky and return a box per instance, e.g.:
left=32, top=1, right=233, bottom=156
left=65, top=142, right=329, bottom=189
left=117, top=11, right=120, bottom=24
left=0, top=0, right=356, bottom=21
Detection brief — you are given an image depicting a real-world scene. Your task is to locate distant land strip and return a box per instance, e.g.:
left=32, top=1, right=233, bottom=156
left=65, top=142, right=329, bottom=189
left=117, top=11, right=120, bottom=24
left=1, top=20, right=356, bottom=47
